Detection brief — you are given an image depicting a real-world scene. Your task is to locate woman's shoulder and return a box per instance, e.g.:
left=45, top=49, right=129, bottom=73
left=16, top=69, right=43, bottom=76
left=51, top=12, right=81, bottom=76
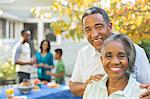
left=36, top=51, right=41, bottom=55
left=124, top=76, right=146, bottom=97
left=131, top=80, right=146, bottom=95
left=86, top=79, right=104, bottom=92
left=83, top=79, right=105, bottom=99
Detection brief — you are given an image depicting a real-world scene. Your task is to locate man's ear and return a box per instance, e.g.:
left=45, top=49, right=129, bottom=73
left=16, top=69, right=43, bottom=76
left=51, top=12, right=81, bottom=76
left=109, top=22, right=112, bottom=31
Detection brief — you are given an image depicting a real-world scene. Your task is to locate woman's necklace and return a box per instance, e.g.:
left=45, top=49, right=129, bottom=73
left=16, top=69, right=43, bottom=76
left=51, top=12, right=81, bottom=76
left=108, top=79, right=128, bottom=92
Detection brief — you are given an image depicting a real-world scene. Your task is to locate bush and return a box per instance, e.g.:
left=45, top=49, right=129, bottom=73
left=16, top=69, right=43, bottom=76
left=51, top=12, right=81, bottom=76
left=0, top=58, right=16, bottom=80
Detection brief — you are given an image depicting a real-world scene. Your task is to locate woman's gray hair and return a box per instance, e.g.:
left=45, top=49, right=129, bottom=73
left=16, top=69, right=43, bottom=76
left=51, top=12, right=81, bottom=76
left=101, top=33, right=136, bottom=72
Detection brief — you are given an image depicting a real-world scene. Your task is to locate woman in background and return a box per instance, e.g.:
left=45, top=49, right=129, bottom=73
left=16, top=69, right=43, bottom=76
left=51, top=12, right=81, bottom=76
left=35, top=40, right=54, bottom=82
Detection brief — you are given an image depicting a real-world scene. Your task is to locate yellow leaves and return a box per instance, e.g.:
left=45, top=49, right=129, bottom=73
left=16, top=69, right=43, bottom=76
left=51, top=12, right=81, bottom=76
left=65, top=34, right=70, bottom=39
left=143, top=34, right=150, bottom=39
left=138, top=0, right=149, bottom=5
left=131, top=25, right=136, bottom=30
left=136, top=16, right=143, bottom=26
left=55, top=28, right=62, bottom=35
left=68, top=0, right=97, bottom=7
left=65, top=8, right=72, bottom=16
left=51, top=20, right=70, bottom=35
left=131, top=14, right=136, bottom=19
left=52, top=2, right=61, bottom=11
left=83, top=0, right=98, bottom=6
left=29, top=0, right=149, bottom=41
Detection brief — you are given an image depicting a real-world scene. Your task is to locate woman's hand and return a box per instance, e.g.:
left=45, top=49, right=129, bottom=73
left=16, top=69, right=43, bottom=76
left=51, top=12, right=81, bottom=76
left=139, top=84, right=150, bottom=99
left=42, top=64, right=49, bottom=68
left=42, top=64, right=54, bottom=69
left=46, top=71, right=53, bottom=76
left=36, top=63, right=44, bottom=67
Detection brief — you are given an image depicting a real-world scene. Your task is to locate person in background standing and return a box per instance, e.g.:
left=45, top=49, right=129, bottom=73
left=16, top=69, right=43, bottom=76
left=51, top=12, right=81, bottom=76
left=12, top=29, right=35, bottom=83
left=46, top=48, right=65, bottom=84
left=35, top=40, right=54, bottom=82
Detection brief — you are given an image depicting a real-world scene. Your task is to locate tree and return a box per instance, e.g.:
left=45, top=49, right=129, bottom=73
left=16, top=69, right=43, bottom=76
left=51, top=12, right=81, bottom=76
left=109, top=0, right=149, bottom=43
left=31, top=0, right=150, bottom=42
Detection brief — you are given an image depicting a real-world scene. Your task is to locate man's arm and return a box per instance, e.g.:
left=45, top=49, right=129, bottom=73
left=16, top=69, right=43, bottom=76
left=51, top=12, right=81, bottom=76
left=15, top=60, right=33, bottom=65
left=69, top=81, right=87, bottom=96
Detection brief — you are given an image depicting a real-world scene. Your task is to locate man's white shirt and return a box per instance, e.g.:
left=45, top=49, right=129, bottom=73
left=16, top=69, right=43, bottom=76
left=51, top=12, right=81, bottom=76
left=70, top=44, right=106, bottom=83
left=12, top=42, right=32, bottom=74
left=132, top=44, right=150, bottom=83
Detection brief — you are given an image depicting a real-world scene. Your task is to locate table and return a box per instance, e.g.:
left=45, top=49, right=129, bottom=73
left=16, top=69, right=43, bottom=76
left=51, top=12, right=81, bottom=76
left=0, top=85, right=82, bottom=99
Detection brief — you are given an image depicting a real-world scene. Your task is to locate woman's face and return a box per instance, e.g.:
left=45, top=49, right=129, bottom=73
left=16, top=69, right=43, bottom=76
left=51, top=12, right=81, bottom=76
left=42, top=41, right=49, bottom=51
left=101, top=40, right=128, bottom=79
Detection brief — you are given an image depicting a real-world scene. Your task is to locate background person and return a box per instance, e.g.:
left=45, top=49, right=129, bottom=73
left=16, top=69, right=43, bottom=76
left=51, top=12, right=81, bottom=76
left=12, top=29, right=35, bottom=83
left=35, top=40, right=54, bottom=82
left=46, top=48, right=65, bottom=84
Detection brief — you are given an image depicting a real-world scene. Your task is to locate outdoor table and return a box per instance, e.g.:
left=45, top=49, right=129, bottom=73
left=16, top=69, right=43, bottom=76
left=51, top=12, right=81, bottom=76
left=0, top=85, right=82, bottom=99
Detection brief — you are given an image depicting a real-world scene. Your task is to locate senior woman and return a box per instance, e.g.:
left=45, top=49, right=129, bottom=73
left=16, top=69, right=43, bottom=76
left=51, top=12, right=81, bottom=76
left=83, top=34, right=146, bottom=99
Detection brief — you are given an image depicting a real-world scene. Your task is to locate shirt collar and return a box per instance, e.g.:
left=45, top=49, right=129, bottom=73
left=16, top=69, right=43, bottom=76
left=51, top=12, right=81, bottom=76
left=99, top=75, right=134, bottom=97
left=98, top=75, right=108, bottom=89
left=122, top=75, right=135, bottom=97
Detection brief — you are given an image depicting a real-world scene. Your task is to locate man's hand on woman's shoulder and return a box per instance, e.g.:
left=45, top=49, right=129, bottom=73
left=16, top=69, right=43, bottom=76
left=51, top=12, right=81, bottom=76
left=85, top=74, right=104, bottom=84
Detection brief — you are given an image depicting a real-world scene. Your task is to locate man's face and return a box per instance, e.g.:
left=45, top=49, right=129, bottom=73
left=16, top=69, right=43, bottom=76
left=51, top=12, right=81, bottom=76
left=22, top=31, right=31, bottom=42
left=82, top=13, right=112, bottom=50
left=54, top=53, right=60, bottom=60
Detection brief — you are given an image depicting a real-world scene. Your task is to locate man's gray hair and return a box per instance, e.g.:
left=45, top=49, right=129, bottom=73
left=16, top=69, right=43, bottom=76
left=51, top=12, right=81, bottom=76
left=82, top=7, right=110, bottom=25
left=101, top=33, right=136, bottom=72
